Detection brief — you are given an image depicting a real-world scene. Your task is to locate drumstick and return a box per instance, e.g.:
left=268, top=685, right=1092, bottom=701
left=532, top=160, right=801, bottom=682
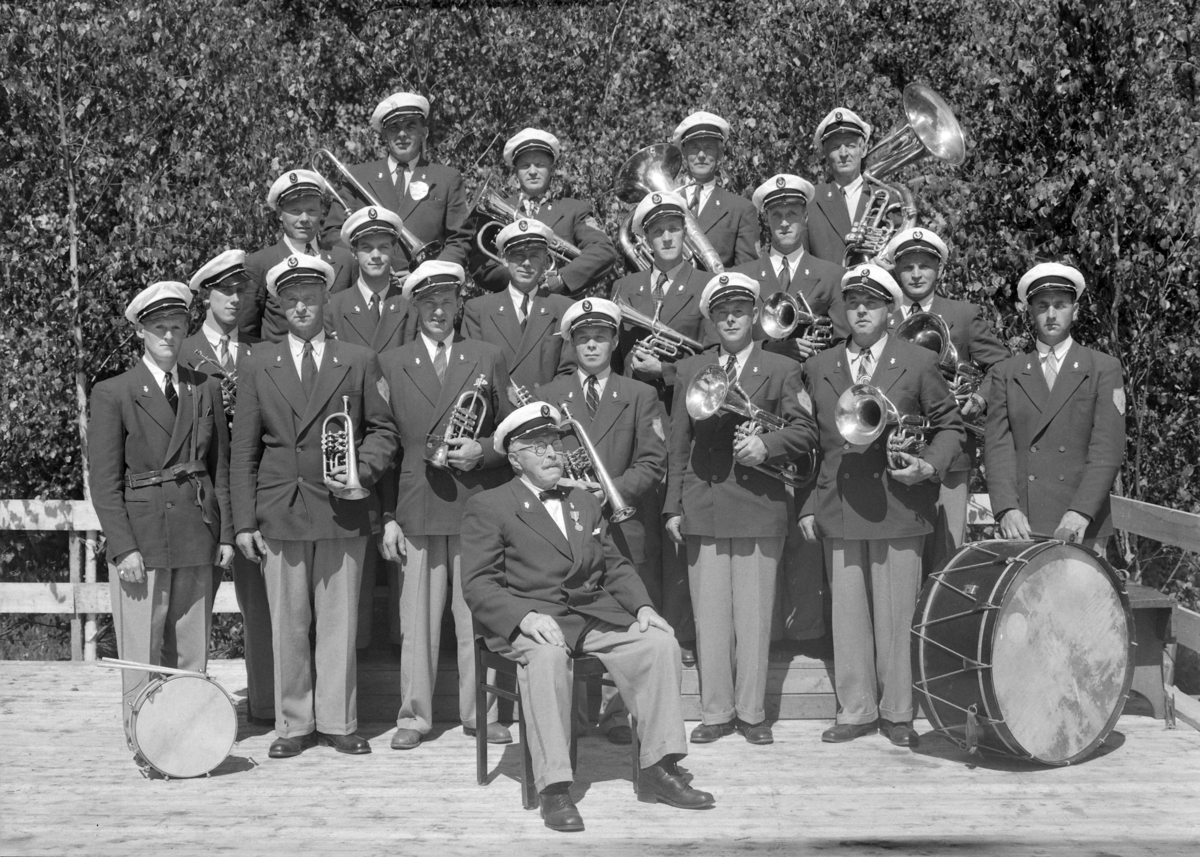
left=98, top=657, right=209, bottom=678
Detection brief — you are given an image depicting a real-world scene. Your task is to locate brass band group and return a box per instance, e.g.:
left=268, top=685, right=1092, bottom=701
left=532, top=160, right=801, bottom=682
left=89, top=86, right=1128, bottom=831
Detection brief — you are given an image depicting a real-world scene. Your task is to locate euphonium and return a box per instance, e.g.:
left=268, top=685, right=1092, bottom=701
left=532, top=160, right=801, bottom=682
left=192, top=349, right=238, bottom=419
left=760, top=291, right=834, bottom=350
left=834, top=383, right=931, bottom=469
left=683, top=365, right=811, bottom=488
left=427, top=374, right=490, bottom=470
left=894, top=311, right=985, bottom=425
left=470, top=179, right=587, bottom=271
left=842, top=84, right=966, bottom=266
left=310, top=147, right=442, bottom=266
left=558, top=403, right=636, bottom=523
left=614, top=297, right=704, bottom=360
left=321, top=395, right=370, bottom=500
left=613, top=143, right=725, bottom=273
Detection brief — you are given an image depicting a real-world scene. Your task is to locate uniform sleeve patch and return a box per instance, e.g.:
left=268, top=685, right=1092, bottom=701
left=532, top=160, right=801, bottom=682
left=652, top=416, right=665, bottom=441
left=1112, top=387, right=1125, bottom=415
left=583, top=215, right=603, bottom=231
left=797, top=389, right=813, bottom=414
left=377, top=376, right=391, bottom=404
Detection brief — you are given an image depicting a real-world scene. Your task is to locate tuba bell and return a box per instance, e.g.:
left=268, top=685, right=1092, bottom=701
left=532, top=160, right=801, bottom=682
left=894, top=311, right=985, bottom=420
left=617, top=213, right=654, bottom=273
left=834, top=383, right=931, bottom=469
left=427, top=374, right=490, bottom=469
left=760, top=291, right=834, bottom=351
left=842, top=84, right=966, bottom=266
left=321, top=395, right=370, bottom=500
left=613, top=144, right=726, bottom=273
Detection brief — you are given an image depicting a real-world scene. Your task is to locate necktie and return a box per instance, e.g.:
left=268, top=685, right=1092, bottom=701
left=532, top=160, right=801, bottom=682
left=538, top=488, right=568, bottom=502
left=908, top=303, right=919, bottom=318
left=779, top=255, right=791, bottom=287
left=689, top=185, right=702, bottom=215
left=164, top=374, right=178, bottom=414
left=724, top=354, right=738, bottom=381
left=1044, top=349, right=1059, bottom=390
left=653, top=271, right=667, bottom=300
left=369, top=293, right=381, bottom=322
left=520, top=293, right=530, bottom=330
left=301, top=341, right=316, bottom=399
left=217, top=335, right=232, bottom=371
left=434, top=340, right=447, bottom=383
left=585, top=374, right=600, bottom=417
left=523, top=197, right=540, bottom=218
left=395, top=164, right=408, bottom=194
left=857, top=349, right=873, bottom=384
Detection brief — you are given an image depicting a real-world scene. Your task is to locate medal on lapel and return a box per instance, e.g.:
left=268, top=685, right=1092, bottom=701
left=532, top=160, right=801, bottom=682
left=570, top=509, right=582, bottom=532
left=409, top=180, right=429, bottom=201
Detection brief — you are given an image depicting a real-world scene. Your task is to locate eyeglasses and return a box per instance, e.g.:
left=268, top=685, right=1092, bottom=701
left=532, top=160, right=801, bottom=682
left=513, top=438, right=564, bottom=457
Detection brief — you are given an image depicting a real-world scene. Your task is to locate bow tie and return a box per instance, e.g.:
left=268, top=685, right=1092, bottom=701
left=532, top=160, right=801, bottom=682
left=538, top=488, right=568, bottom=502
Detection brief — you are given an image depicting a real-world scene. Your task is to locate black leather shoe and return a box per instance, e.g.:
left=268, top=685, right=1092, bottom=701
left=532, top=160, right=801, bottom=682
left=390, top=728, right=421, bottom=750
left=269, top=733, right=316, bottom=758
left=638, top=763, right=715, bottom=809
left=539, top=791, right=584, bottom=832
left=880, top=720, right=920, bottom=747
left=606, top=724, right=633, bottom=745
left=680, top=646, right=697, bottom=668
left=821, top=720, right=879, bottom=744
left=463, top=723, right=512, bottom=744
left=316, top=731, right=371, bottom=754
left=737, top=720, right=774, bottom=745
left=689, top=721, right=735, bottom=743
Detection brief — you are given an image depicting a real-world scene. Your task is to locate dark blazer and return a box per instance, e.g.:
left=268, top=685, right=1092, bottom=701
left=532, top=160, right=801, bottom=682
left=610, top=263, right=718, bottom=411
left=800, top=337, right=965, bottom=540
left=985, top=343, right=1125, bottom=539
left=462, top=481, right=654, bottom=653
left=888, top=294, right=1011, bottom=471
left=378, top=337, right=513, bottom=536
left=89, top=362, right=232, bottom=567
left=807, top=180, right=883, bottom=265
left=472, top=195, right=617, bottom=295
left=230, top=338, right=399, bottom=541
left=180, top=330, right=260, bottom=423
left=687, top=184, right=759, bottom=268
left=536, top=372, right=667, bottom=567
left=733, top=250, right=850, bottom=347
left=322, top=157, right=473, bottom=268
left=666, top=345, right=817, bottom=539
left=460, top=290, right=576, bottom=391
left=240, top=240, right=356, bottom=342
left=324, top=283, right=414, bottom=354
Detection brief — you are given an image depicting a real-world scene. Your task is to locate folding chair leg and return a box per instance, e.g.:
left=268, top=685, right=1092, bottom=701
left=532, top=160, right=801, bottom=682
left=629, top=714, right=640, bottom=794
left=475, top=645, right=487, bottom=786
left=519, top=699, right=537, bottom=810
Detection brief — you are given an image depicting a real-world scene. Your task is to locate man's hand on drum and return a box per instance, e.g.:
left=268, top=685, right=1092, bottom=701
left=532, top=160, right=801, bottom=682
left=999, top=509, right=1032, bottom=540
left=115, top=549, right=146, bottom=584
left=1054, top=510, right=1090, bottom=543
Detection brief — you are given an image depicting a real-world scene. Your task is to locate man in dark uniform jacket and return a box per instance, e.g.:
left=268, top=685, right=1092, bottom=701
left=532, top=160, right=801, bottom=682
left=230, top=254, right=399, bottom=759
left=90, top=281, right=233, bottom=757
left=800, top=265, right=964, bottom=748
left=536, top=298, right=668, bottom=744
left=986, top=263, right=1126, bottom=550
left=807, top=108, right=879, bottom=266
left=462, top=402, right=713, bottom=832
left=322, top=91, right=472, bottom=269
left=882, top=227, right=1010, bottom=570
left=181, top=250, right=273, bottom=725
left=461, top=218, right=576, bottom=391
left=240, top=170, right=356, bottom=342
left=666, top=273, right=817, bottom=748
left=377, top=260, right=514, bottom=751
left=472, top=128, right=617, bottom=296
left=671, top=111, right=759, bottom=268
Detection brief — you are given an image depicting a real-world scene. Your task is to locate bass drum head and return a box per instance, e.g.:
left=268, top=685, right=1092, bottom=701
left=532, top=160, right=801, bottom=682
left=990, top=543, right=1133, bottom=764
left=131, top=675, right=237, bottom=778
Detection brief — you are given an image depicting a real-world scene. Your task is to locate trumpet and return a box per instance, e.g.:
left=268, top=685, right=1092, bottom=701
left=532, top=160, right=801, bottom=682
left=310, top=148, right=442, bottom=266
left=191, top=349, right=238, bottom=419
left=683, top=364, right=810, bottom=488
left=614, top=297, right=704, bottom=361
left=842, top=84, right=966, bottom=266
left=894, top=311, right=985, bottom=430
left=834, top=383, right=931, bottom=469
left=427, top=374, right=490, bottom=470
left=321, top=395, right=370, bottom=500
left=760, top=291, right=834, bottom=351
left=558, top=403, right=636, bottom=523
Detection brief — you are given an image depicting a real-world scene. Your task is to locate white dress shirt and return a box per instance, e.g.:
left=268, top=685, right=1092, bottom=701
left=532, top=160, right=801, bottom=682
left=283, top=235, right=320, bottom=258
left=718, top=340, right=755, bottom=379
left=519, top=475, right=568, bottom=538
left=770, top=246, right=806, bottom=282
left=508, top=284, right=535, bottom=323
left=577, top=366, right=612, bottom=397
left=357, top=278, right=388, bottom=313
left=388, top=154, right=420, bottom=196
left=420, top=331, right=454, bottom=365
left=1036, top=336, right=1073, bottom=383
left=901, top=296, right=934, bottom=317
left=287, top=330, right=326, bottom=377
left=201, top=322, right=240, bottom=365
left=142, top=355, right=179, bottom=394
left=684, top=178, right=717, bottom=214
left=847, top=333, right=888, bottom=382
left=840, top=175, right=865, bottom=220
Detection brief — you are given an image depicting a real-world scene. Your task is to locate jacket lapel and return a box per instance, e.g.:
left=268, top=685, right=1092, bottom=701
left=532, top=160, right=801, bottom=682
left=403, top=341, right=445, bottom=409
left=396, top=160, right=432, bottom=220
left=299, top=340, right=351, bottom=435
left=539, top=199, right=566, bottom=231
left=492, top=294, right=525, bottom=353
left=1034, top=344, right=1089, bottom=437
left=696, top=185, right=730, bottom=231
left=514, top=295, right=556, bottom=366
left=661, top=265, right=700, bottom=327
left=343, top=291, right=379, bottom=345
left=372, top=287, right=407, bottom=350
left=736, top=345, right=769, bottom=401
left=512, top=482, right=572, bottom=560
left=163, top=369, right=197, bottom=464
left=824, top=342, right=854, bottom=397
left=431, top=340, right=483, bottom=428
left=1015, top=349, right=1049, bottom=414
left=873, top=337, right=907, bottom=397
left=267, top=343, right=307, bottom=421
left=133, top=362, right=178, bottom=438
left=564, top=495, right=586, bottom=567
left=587, top=374, right=628, bottom=442
left=816, top=184, right=853, bottom=241
left=363, top=159, right=403, bottom=213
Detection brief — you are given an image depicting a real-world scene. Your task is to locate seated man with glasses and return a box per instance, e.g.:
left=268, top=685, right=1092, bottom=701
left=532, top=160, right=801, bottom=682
left=461, top=401, right=714, bottom=832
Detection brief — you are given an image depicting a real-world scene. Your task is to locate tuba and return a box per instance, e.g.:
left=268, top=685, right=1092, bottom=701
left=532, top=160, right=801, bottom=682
left=834, top=383, right=931, bottom=469
left=192, top=349, right=238, bottom=419
left=613, top=144, right=726, bottom=273
left=842, top=84, right=966, bottom=266
left=426, top=374, right=490, bottom=469
left=760, top=291, right=834, bottom=351
left=469, top=177, right=589, bottom=272
left=557, top=403, right=636, bottom=523
left=617, top=214, right=654, bottom=273
left=894, top=311, right=985, bottom=425
left=321, top=395, right=370, bottom=500
left=684, top=365, right=812, bottom=488
left=614, top=297, right=704, bottom=360
left=310, top=148, right=442, bottom=266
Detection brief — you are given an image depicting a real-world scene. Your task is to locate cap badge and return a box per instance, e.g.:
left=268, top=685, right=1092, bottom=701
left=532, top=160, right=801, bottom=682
left=719, top=275, right=729, bottom=285
left=287, top=256, right=299, bottom=268
left=519, top=220, right=529, bottom=232
left=288, top=172, right=297, bottom=184
left=913, top=230, right=923, bottom=241
left=776, top=177, right=786, bottom=188
left=835, top=111, right=843, bottom=121
left=540, top=404, right=550, bottom=417
left=652, top=193, right=662, bottom=204
left=368, top=208, right=378, bottom=219
left=582, top=300, right=592, bottom=312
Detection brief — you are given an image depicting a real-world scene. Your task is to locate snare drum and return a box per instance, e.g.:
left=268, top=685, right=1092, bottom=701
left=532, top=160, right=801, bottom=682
left=130, top=673, right=238, bottom=778
left=912, top=539, right=1134, bottom=765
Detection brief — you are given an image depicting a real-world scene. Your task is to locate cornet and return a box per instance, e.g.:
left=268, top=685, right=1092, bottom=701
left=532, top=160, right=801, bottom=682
left=834, top=383, right=931, bottom=469
left=614, top=297, right=704, bottom=361
left=321, top=395, right=370, bottom=500
left=684, top=365, right=810, bottom=488
left=558, top=403, right=636, bottom=523
left=192, top=349, right=238, bottom=419
left=427, top=374, right=490, bottom=470
left=760, top=291, right=834, bottom=351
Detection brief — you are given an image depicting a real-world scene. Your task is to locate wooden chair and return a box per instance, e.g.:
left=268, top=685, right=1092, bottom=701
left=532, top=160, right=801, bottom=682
left=473, top=630, right=640, bottom=809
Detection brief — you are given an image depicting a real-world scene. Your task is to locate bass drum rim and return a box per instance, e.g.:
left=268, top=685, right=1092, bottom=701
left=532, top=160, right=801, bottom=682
left=129, top=673, right=237, bottom=778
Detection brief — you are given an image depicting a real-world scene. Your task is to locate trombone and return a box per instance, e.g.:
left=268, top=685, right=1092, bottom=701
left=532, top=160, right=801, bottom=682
left=760, top=291, right=834, bottom=351
left=427, top=374, right=490, bottom=470
left=834, top=383, right=932, bottom=469
left=321, top=395, right=370, bottom=500
left=310, top=148, right=442, bottom=266
left=614, top=297, right=704, bottom=361
left=683, top=365, right=811, bottom=488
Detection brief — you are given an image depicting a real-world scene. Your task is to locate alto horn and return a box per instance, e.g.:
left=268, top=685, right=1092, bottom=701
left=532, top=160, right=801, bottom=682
left=842, top=84, right=966, bottom=266
left=613, top=143, right=726, bottom=273
left=894, top=311, right=985, bottom=426
left=321, top=395, right=370, bottom=500
left=683, top=364, right=810, bottom=488
left=427, top=374, right=490, bottom=470
left=614, top=297, right=704, bottom=361
left=558, top=403, right=636, bottom=523
left=834, top=383, right=931, bottom=469
left=310, top=147, right=443, bottom=265
left=760, top=291, right=834, bottom=350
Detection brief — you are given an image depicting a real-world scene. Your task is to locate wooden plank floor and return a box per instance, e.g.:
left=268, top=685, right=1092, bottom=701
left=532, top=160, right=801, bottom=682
left=2, top=661, right=1198, bottom=857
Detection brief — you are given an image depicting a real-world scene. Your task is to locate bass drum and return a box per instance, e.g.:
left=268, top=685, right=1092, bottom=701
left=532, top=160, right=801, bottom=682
left=912, top=539, right=1134, bottom=765
left=130, top=673, right=238, bottom=778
